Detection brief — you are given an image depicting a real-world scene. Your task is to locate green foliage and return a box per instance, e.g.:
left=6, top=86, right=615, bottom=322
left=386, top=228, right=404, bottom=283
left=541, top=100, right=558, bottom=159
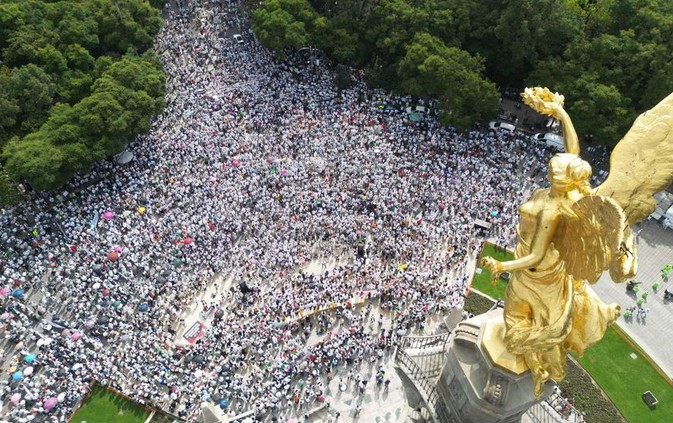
left=471, top=242, right=512, bottom=299
left=3, top=54, right=165, bottom=190
left=0, top=166, right=21, bottom=208
left=397, top=33, right=498, bottom=130
left=252, top=0, right=323, bottom=55
left=247, top=0, right=673, bottom=141
left=527, top=0, right=673, bottom=145
left=0, top=0, right=165, bottom=192
left=316, top=18, right=361, bottom=64
left=3, top=64, right=57, bottom=135
left=463, top=292, right=494, bottom=316
left=560, top=357, right=626, bottom=423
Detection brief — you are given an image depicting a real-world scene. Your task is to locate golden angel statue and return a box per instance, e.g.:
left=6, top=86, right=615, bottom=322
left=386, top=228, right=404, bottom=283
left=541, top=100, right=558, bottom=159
left=481, top=87, right=673, bottom=397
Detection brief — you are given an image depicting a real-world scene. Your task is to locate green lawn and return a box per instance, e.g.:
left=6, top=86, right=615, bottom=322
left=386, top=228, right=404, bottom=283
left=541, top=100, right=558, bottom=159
left=575, top=326, right=673, bottom=423
left=472, top=242, right=514, bottom=299
left=70, top=385, right=150, bottom=423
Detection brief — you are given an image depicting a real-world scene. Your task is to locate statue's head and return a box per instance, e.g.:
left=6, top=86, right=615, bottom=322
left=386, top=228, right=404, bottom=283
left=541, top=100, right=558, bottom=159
left=548, top=153, right=592, bottom=194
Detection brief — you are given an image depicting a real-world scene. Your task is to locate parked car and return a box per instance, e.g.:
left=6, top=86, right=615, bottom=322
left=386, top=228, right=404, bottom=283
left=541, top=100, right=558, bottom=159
left=233, top=34, right=243, bottom=44
left=488, top=121, right=516, bottom=134
left=531, top=132, right=564, bottom=151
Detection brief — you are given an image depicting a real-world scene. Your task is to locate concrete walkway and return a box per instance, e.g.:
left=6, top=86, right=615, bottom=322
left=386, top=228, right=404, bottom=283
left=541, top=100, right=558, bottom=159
left=591, top=218, right=673, bottom=380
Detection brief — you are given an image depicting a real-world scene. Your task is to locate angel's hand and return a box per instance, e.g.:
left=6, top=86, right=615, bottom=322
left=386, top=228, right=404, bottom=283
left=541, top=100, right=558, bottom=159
left=481, top=256, right=504, bottom=285
left=522, top=87, right=566, bottom=119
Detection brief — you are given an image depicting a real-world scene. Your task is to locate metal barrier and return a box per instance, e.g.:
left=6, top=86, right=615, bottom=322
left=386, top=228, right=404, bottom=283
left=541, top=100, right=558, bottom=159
left=395, top=349, right=441, bottom=423
left=399, top=332, right=451, bottom=351
left=394, top=332, right=452, bottom=423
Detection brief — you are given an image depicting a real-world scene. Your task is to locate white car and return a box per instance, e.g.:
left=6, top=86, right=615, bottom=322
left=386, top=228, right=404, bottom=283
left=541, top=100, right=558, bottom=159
left=488, top=121, right=516, bottom=134
left=233, top=34, right=243, bottom=44
left=531, top=132, right=564, bottom=151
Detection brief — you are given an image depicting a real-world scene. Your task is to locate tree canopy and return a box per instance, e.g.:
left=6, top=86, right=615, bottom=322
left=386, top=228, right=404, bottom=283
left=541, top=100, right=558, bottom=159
left=0, top=0, right=165, bottom=199
left=251, top=0, right=673, bottom=145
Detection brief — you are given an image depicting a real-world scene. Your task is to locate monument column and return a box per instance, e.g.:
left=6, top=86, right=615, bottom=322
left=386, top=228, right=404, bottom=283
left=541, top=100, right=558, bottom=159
left=435, top=307, right=551, bottom=423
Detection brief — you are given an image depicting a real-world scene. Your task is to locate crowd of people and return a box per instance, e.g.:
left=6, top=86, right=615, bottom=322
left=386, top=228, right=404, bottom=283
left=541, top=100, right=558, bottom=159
left=0, top=1, right=572, bottom=422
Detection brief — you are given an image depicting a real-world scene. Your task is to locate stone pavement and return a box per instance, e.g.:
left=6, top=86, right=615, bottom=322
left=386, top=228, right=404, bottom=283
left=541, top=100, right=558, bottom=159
left=590, top=218, right=673, bottom=380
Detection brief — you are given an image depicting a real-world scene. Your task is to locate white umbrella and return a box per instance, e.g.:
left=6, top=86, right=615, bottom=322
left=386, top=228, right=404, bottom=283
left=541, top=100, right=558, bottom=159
left=114, top=150, right=134, bottom=164
left=23, top=366, right=34, bottom=376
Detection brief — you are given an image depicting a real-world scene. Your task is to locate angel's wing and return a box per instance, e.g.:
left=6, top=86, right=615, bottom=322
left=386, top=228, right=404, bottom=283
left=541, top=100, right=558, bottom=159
left=595, top=92, right=673, bottom=225
left=554, top=195, right=628, bottom=283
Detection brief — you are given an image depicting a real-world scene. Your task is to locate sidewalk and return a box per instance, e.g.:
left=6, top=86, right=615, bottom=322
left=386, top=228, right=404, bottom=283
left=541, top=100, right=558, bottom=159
left=591, top=218, right=673, bottom=379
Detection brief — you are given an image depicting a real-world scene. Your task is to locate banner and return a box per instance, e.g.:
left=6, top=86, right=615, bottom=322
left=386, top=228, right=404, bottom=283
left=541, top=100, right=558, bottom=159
left=183, top=321, right=207, bottom=344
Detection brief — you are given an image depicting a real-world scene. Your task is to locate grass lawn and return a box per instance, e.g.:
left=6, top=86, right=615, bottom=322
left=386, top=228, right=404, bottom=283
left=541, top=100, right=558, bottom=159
left=70, top=385, right=150, bottom=423
left=575, top=326, right=673, bottom=423
left=472, top=242, right=513, bottom=299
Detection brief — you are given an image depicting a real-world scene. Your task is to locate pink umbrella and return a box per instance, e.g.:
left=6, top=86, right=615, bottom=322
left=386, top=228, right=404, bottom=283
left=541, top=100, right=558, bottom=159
left=112, top=245, right=122, bottom=253
left=102, top=289, right=110, bottom=297
left=183, top=237, right=193, bottom=245
left=10, top=393, right=21, bottom=404
left=102, top=211, right=115, bottom=221
left=281, top=169, right=288, bottom=175
left=0, top=286, right=9, bottom=296
left=44, top=397, right=58, bottom=410
left=231, top=159, right=241, bottom=168
left=70, top=332, right=81, bottom=341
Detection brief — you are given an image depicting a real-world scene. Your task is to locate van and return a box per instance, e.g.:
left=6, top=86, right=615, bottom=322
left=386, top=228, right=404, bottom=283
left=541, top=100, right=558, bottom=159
left=488, top=121, right=516, bottom=134
left=531, top=132, right=564, bottom=151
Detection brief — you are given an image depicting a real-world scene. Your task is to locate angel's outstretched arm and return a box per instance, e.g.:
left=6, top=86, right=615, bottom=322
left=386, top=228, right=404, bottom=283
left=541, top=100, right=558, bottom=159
left=522, top=87, right=580, bottom=155
left=555, top=107, right=580, bottom=156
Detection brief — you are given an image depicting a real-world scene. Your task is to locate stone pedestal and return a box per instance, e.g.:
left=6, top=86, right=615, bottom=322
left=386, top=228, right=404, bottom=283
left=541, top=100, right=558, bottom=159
left=435, top=308, right=551, bottom=423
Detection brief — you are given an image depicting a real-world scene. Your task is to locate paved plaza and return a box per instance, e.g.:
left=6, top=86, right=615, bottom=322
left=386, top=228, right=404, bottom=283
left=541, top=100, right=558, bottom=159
left=592, top=218, right=673, bottom=379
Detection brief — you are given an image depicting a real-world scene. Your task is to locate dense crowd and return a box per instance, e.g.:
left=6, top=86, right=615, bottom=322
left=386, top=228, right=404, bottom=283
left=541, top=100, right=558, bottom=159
left=0, top=1, right=567, bottom=422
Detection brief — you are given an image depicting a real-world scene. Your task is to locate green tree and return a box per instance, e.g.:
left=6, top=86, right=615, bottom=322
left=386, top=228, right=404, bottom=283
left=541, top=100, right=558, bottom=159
left=564, top=76, right=633, bottom=146
left=58, top=69, right=94, bottom=104
left=0, top=165, right=21, bottom=208
left=365, top=0, right=430, bottom=65
left=92, top=0, right=163, bottom=55
left=0, top=3, right=26, bottom=51
left=398, top=33, right=499, bottom=130
left=315, top=18, right=361, bottom=64
left=57, top=6, right=100, bottom=51
left=36, top=46, right=68, bottom=75
left=252, top=0, right=321, bottom=55
left=2, top=26, right=56, bottom=67
left=0, top=1, right=166, bottom=191
left=458, top=0, right=583, bottom=86
left=7, top=64, right=56, bottom=134
left=0, top=96, right=20, bottom=144
left=63, top=44, right=96, bottom=72
left=0, top=67, right=20, bottom=143
left=3, top=133, right=68, bottom=191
